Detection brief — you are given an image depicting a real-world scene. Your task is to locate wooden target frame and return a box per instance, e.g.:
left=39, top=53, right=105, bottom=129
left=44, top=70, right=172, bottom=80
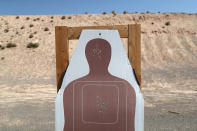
left=55, top=24, right=141, bottom=92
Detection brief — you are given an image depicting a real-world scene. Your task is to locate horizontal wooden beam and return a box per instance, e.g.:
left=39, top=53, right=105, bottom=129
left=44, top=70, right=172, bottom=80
left=67, top=25, right=128, bottom=40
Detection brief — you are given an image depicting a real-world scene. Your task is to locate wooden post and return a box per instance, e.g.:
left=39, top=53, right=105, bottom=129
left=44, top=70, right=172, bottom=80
left=55, top=26, right=69, bottom=92
left=128, top=24, right=142, bottom=89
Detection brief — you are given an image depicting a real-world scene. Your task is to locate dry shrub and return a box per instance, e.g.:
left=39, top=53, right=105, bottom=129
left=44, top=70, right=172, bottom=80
left=29, top=34, right=33, bottom=38
left=111, top=10, right=116, bottom=15
left=123, top=11, right=128, bottom=14
left=21, top=26, right=25, bottom=29
left=44, top=27, right=49, bottom=31
left=0, top=44, right=5, bottom=50
left=6, top=42, right=16, bottom=48
left=61, top=16, right=66, bottom=20
left=29, top=24, right=34, bottom=28
left=16, top=16, right=19, bottom=19
left=102, top=12, right=107, bottom=15
left=0, top=43, right=5, bottom=50
left=165, top=21, right=170, bottom=26
left=26, top=17, right=30, bottom=20
left=1, top=46, right=5, bottom=50
left=27, top=42, right=39, bottom=48
left=4, top=29, right=9, bottom=33
left=68, top=16, right=72, bottom=19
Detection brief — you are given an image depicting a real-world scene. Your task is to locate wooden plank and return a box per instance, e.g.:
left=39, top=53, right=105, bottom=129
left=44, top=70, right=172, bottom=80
left=128, top=24, right=142, bottom=89
left=55, top=26, right=69, bottom=92
left=68, top=25, right=128, bottom=40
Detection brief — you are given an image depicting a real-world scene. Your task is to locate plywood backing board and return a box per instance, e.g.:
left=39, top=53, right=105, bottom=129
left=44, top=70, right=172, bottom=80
left=55, top=24, right=141, bottom=92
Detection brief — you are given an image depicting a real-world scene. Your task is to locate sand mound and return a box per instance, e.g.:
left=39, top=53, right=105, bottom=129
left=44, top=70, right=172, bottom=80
left=0, top=13, right=196, bottom=80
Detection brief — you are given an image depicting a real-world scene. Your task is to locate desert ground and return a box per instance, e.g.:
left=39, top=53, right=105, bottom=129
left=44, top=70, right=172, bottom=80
left=0, top=13, right=197, bottom=131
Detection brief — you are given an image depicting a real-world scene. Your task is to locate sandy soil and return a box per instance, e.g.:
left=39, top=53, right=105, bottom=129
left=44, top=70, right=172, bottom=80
left=0, top=13, right=197, bottom=131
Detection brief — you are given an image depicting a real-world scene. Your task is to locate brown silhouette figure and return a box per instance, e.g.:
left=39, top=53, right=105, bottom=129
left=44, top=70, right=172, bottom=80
left=63, top=38, right=136, bottom=131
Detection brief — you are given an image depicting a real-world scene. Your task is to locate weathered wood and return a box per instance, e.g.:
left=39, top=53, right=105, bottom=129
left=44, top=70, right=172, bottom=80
left=128, top=24, right=142, bottom=89
left=55, top=26, right=69, bottom=92
left=68, top=25, right=128, bottom=39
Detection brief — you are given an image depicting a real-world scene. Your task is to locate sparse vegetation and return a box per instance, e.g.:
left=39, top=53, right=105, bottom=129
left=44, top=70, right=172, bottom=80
left=146, top=11, right=150, bottom=13
left=0, top=44, right=5, bottom=50
left=36, top=18, right=40, bottom=21
left=123, top=10, right=128, bottom=14
left=21, top=26, right=25, bottom=29
left=51, top=16, right=54, bottom=19
left=158, top=11, right=160, bottom=13
left=165, top=21, right=170, bottom=26
left=84, top=12, right=88, bottom=14
left=29, top=34, right=34, bottom=38
left=102, top=12, right=107, bottom=15
left=6, top=42, right=16, bottom=48
left=4, top=29, right=9, bottom=33
left=68, top=16, right=72, bottom=19
left=1, top=46, right=5, bottom=50
left=26, top=17, right=30, bottom=20
left=50, top=20, right=53, bottom=23
left=111, top=10, right=116, bottom=15
left=34, top=31, right=37, bottom=34
left=61, top=16, right=66, bottom=20
left=44, top=27, right=49, bottom=31
left=29, top=24, right=34, bottom=28
left=27, top=42, right=39, bottom=48
left=16, top=16, right=19, bottom=19
left=151, top=22, right=154, bottom=25
left=1, top=57, right=4, bottom=60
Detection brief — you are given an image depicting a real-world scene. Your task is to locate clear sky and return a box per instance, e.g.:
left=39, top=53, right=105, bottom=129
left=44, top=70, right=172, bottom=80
left=0, top=0, right=196, bottom=15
